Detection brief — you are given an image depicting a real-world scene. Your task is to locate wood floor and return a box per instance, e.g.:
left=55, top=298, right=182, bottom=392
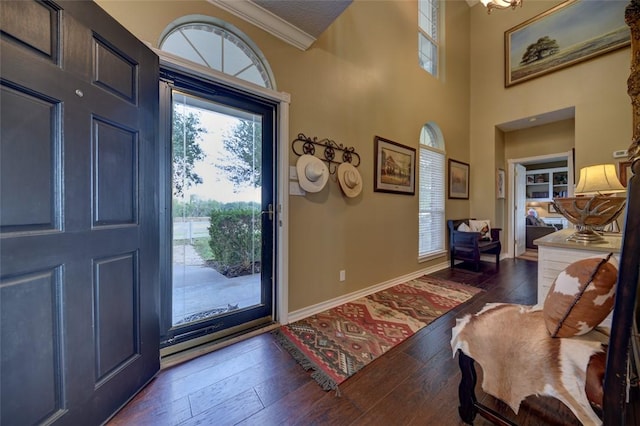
left=109, top=259, right=637, bottom=426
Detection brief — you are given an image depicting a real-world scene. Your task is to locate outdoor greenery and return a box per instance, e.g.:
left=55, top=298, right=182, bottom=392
left=191, top=237, right=214, bottom=261
left=173, top=198, right=259, bottom=218
left=172, top=109, right=206, bottom=197
left=208, top=208, right=261, bottom=277
left=216, top=120, right=262, bottom=189
left=171, top=110, right=263, bottom=278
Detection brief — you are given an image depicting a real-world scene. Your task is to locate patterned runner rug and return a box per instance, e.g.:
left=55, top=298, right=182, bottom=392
left=273, top=275, right=482, bottom=392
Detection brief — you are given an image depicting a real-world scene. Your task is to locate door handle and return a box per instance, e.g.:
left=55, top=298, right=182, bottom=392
left=261, top=203, right=274, bottom=221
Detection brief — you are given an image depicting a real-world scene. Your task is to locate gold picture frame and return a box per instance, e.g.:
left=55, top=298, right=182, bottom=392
left=505, top=0, right=630, bottom=87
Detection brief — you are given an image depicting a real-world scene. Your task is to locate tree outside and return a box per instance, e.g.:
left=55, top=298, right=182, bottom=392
left=216, top=120, right=262, bottom=190
left=172, top=109, right=206, bottom=197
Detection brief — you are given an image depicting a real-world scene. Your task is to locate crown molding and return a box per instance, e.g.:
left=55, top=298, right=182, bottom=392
left=208, top=0, right=316, bottom=51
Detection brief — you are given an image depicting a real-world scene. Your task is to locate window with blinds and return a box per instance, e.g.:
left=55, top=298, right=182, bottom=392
left=419, top=124, right=446, bottom=259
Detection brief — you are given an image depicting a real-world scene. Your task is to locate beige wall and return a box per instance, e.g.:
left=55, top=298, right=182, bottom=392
left=505, top=119, right=575, bottom=161
left=97, top=0, right=632, bottom=314
left=97, top=0, right=472, bottom=312
left=470, top=1, right=632, bottom=231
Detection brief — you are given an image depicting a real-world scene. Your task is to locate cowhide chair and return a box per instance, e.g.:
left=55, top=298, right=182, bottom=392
left=451, top=2, right=640, bottom=424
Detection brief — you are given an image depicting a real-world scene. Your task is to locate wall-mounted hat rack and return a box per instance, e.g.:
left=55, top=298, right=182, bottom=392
left=291, top=133, right=361, bottom=174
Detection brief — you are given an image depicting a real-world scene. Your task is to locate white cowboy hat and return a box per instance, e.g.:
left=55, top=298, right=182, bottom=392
left=296, top=155, right=329, bottom=193
left=337, top=162, right=363, bottom=198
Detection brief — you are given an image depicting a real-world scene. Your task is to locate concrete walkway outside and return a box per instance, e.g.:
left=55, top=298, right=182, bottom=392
left=172, top=244, right=260, bottom=325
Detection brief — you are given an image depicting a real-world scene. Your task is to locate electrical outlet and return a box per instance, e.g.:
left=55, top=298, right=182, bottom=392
left=339, top=270, right=346, bottom=281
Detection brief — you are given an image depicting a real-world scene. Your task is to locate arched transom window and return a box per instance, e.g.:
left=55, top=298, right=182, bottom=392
left=160, top=20, right=275, bottom=89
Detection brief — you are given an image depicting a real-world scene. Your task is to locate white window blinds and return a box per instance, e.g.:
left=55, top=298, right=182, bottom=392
left=419, top=145, right=445, bottom=258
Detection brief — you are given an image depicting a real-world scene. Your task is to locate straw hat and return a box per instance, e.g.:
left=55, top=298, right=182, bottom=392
left=296, top=155, right=329, bottom=193
left=337, top=162, right=363, bottom=198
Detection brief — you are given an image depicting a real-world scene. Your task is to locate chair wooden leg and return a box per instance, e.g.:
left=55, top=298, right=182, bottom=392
left=458, top=350, right=478, bottom=424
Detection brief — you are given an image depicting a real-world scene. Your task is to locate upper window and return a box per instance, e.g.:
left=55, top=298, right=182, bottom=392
left=418, top=0, right=441, bottom=77
left=160, top=19, right=275, bottom=89
left=418, top=123, right=446, bottom=260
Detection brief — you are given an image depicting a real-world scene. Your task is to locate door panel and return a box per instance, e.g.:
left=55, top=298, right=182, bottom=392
left=1, top=1, right=159, bottom=424
left=1, top=82, right=61, bottom=232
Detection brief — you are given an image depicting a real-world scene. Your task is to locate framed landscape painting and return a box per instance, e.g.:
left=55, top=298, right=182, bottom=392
left=448, top=159, right=469, bottom=200
left=374, top=136, right=415, bottom=195
left=505, top=0, right=630, bottom=87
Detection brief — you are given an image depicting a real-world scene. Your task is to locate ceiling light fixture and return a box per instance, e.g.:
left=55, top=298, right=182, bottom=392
left=480, top=0, right=523, bottom=14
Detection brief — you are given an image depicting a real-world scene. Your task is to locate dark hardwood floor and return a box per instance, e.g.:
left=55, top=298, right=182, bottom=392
left=109, top=259, right=637, bottom=425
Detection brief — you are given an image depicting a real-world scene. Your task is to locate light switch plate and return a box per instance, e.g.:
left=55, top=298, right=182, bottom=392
left=289, top=181, right=306, bottom=196
left=289, top=165, right=298, bottom=180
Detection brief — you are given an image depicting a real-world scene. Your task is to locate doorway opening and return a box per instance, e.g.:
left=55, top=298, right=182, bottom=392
left=159, top=67, right=278, bottom=354
left=508, top=151, right=574, bottom=260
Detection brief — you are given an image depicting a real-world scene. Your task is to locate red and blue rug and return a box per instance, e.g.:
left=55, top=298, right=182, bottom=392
left=273, top=275, right=482, bottom=392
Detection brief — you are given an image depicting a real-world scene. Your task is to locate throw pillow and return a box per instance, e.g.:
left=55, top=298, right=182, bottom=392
left=457, top=222, right=471, bottom=232
left=469, top=219, right=491, bottom=240
left=543, top=254, right=618, bottom=338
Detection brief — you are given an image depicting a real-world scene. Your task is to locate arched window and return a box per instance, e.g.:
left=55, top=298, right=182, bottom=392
left=419, top=122, right=446, bottom=259
left=160, top=18, right=275, bottom=89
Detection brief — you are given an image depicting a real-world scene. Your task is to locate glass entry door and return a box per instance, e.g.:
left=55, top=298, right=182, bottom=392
left=160, top=72, right=275, bottom=349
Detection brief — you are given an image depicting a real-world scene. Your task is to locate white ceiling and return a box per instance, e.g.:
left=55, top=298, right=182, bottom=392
left=252, top=0, right=353, bottom=38
left=209, top=0, right=353, bottom=50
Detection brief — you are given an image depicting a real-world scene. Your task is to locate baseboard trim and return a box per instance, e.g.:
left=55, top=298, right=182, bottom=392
left=286, top=261, right=450, bottom=323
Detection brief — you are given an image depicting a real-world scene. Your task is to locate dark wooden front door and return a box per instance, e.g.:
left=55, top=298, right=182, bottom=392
left=1, top=1, right=159, bottom=424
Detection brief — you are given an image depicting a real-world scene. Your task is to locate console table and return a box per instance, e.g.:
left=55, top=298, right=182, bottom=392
left=534, top=229, right=622, bottom=328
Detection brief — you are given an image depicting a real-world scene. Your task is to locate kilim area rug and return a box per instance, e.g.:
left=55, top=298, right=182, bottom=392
left=273, top=275, right=482, bottom=392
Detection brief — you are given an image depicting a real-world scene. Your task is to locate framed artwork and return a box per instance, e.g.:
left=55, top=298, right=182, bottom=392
left=496, top=168, right=505, bottom=199
left=619, top=160, right=633, bottom=188
left=448, top=159, right=469, bottom=200
left=505, top=0, right=630, bottom=87
left=373, top=136, right=415, bottom=195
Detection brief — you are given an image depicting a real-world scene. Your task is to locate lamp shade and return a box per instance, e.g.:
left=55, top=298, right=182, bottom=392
left=574, top=164, right=626, bottom=195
